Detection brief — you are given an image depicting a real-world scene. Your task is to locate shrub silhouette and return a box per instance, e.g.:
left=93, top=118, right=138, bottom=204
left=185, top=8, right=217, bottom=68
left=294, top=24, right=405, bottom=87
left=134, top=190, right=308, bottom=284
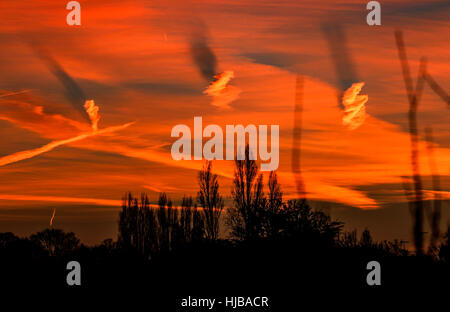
left=273, top=199, right=343, bottom=245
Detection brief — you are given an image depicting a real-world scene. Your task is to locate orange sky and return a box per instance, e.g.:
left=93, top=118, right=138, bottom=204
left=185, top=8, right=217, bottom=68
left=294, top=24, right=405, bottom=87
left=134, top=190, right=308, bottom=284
left=0, top=0, right=449, bottom=244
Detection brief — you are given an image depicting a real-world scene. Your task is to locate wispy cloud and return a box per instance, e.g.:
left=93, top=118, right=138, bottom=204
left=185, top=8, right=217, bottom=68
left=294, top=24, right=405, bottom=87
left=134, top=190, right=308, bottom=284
left=203, top=71, right=241, bottom=109
left=342, top=82, right=368, bottom=130
left=0, top=194, right=121, bottom=206
left=0, top=121, right=134, bottom=167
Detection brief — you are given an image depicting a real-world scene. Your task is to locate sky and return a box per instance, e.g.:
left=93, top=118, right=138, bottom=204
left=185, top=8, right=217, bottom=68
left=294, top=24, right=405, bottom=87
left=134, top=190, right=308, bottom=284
left=0, top=0, right=449, bottom=245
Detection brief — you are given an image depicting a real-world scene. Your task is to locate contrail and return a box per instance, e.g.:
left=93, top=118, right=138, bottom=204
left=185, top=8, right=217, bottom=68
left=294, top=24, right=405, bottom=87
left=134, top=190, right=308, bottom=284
left=189, top=20, right=218, bottom=82
left=188, top=21, right=240, bottom=108
left=0, top=90, right=33, bottom=98
left=50, top=208, right=56, bottom=227
left=425, top=127, right=441, bottom=252
left=396, top=30, right=450, bottom=255
left=31, top=43, right=90, bottom=122
left=322, top=23, right=359, bottom=96
left=395, top=30, right=426, bottom=256
left=423, top=73, right=450, bottom=107
left=322, top=22, right=368, bottom=129
left=291, top=74, right=306, bottom=198
left=0, top=122, right=134, bottom=167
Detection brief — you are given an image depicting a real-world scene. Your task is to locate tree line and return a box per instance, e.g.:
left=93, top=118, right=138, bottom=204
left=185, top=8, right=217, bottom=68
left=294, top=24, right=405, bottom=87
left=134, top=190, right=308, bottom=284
left=116, top=146, right=450, bottom=261
left=0, top=148, right=449, bottom=263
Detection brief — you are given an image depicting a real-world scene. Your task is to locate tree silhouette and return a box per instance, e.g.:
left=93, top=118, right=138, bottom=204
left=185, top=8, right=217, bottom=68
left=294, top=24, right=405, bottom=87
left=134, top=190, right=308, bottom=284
left=439, top=226, right=450, bottom=263
left=263, top=171, right=284, bottom=238
left=180, top=196, right=193, bottom=240
left=118, top=192, right=206, bottom=258
left=197, top=161, right=224, bottom=240
left=339, top=229, right=358, bottom=248
left=192, top=203, right=205, bottom=242
left=360, top=228, right=373, bottom=247
left=118, top=192, right=137, bottom=250
left=227, top=145, right=265, bottom=240
left=181, top=195, right=205, bottom=243
left=118, top=192, right=160, bottom=258
left=158, top=192, right=174, bottom=252
left=0, top=232, right=19, bottom=248
left=273, top=199, right=342, bottom=245
left=30, top=229, right=80, bottom=256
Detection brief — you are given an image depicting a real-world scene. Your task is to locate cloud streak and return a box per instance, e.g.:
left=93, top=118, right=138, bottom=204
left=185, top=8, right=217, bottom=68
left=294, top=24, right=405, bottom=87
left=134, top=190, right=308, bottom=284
left=0, top=90, right=33, bottom=98
left=0, top=122, right=134, bottom=167
left=203, top=70, right=241, bottom=109
left=0, top=194, right=121, bottom=206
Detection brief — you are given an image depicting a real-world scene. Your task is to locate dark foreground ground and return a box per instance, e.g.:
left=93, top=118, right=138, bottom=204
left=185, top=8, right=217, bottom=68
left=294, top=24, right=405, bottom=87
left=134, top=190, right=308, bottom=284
left=1, top=238, right=448, bottom=309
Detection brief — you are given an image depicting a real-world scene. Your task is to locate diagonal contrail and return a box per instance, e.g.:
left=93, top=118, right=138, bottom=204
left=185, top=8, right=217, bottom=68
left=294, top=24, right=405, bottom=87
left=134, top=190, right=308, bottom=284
left=0, top=122, right=134, bottom=167
left=50, top=208, right=56, bottom=227
left=0, top=90, right=33, bottom=98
